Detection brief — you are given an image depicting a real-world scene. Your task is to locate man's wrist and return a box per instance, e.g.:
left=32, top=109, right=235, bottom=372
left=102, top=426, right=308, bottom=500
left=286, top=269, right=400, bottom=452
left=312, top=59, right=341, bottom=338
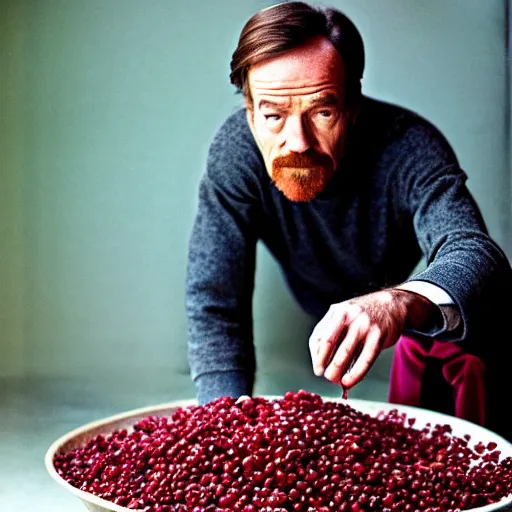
left=195, top=370, right=254, bottom=405
left=395, top=281, right=461, bottom=333
left=390, top=288, right=443, bottom=333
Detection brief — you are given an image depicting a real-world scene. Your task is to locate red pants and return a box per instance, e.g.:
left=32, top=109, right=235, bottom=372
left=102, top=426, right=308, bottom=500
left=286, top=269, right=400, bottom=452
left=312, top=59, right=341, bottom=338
left=389, top=335, right=486, bottom=426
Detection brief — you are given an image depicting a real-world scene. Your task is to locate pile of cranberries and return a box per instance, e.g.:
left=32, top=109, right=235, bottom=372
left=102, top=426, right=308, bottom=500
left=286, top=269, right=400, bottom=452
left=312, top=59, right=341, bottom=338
left=53, top=390, right=512, bottom=511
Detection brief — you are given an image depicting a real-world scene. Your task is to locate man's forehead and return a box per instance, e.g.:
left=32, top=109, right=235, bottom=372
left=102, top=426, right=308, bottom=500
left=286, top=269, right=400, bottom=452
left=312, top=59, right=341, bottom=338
left=255, top=89, right=342, bottom=108
left=248, top=36, right=344, bottom=98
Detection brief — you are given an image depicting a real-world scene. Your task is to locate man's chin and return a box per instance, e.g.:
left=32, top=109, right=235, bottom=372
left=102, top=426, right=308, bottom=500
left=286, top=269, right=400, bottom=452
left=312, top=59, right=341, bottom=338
left=274, top=178, right=326, bottom=202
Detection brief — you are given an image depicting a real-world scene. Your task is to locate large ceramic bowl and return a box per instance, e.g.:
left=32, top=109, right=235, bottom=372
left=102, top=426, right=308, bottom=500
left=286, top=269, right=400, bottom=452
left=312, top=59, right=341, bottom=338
left=45, top=397, right=512, bottom=512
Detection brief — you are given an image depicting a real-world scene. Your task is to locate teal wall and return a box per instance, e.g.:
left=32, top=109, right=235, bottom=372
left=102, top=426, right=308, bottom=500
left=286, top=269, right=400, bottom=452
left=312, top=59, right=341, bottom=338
left=1, top=1, right=510, bottom=399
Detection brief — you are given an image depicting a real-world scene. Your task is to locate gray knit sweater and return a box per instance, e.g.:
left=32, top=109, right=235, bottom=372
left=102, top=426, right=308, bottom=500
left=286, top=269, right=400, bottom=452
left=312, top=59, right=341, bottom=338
left=185, top=96, right=511, bottom=405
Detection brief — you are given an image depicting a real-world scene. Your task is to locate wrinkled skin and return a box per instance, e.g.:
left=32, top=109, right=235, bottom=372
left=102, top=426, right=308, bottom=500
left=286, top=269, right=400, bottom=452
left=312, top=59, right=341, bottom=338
left=309, top=289, right=438, bottom=389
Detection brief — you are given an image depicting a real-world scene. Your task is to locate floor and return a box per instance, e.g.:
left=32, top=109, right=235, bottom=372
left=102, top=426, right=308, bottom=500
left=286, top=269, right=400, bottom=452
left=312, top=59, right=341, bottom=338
left=0, top=373, right=389, bottom=511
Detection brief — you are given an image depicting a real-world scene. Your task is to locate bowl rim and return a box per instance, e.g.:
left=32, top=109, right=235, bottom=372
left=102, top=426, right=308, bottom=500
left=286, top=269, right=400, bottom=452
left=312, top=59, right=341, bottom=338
left=45, top=398, right=198, bottom=511
left=45, top=396, right=512, bottom=512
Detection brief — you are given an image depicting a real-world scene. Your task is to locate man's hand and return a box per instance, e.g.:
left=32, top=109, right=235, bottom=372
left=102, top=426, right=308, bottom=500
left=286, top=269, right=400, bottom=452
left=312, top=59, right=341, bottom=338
left=309, top=288, right=438, bottom=389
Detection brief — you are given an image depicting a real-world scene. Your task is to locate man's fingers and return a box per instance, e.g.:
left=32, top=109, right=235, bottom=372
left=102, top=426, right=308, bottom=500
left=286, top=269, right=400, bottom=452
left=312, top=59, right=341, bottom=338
left=308, top=324, right=324, bottom=374
left=323, top=320, right=364, bottom=383
left=309, top=307, right=348, bottom=376
left=340, top=327, right=382, bottom=388
left=316, top=327, right=348, bottom=376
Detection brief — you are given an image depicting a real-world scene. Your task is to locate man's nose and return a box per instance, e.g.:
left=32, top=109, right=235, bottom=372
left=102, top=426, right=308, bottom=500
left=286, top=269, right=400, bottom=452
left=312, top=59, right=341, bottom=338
left=284, top=115, right=311, bottom=153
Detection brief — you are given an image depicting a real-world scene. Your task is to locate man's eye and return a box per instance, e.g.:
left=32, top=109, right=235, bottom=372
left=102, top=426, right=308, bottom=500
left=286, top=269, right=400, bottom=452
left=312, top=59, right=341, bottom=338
left=318, top=110, right=333, bottom=118
left=264, top=114, right=282, bottom=122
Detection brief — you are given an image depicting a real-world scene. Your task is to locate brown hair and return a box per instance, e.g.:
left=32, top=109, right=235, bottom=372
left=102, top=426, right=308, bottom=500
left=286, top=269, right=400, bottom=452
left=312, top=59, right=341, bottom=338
left=230, top=1, right=365, bottom=106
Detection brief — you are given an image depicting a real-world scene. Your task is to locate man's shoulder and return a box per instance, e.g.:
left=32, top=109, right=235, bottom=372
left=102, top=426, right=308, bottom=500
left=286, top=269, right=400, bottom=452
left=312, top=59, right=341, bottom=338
left=210, top=107, right=255, bottom=152
left=205, top=107, right=265, bottom=190
left=364, top=96, right=435, bottom=128
left=363, top=96, right=450, bottom=142
left=218, top=106, right=249, bottom=130
left=362, top=96, right=457, bottom=162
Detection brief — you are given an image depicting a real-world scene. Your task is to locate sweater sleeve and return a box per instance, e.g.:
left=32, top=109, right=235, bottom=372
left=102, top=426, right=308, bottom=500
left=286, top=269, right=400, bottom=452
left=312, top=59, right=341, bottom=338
left=185, top=110, right=263, bottom=404
left=391, top=121, right=512, bottom=343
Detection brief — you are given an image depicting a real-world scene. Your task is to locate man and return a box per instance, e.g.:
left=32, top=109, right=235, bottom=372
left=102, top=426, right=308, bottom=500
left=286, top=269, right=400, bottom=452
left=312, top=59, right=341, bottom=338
left=185, top=1, right=512, bottom=439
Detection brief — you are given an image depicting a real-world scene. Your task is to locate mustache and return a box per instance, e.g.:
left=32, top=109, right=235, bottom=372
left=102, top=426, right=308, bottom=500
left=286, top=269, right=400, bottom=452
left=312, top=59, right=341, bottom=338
left=273, top=150, right=332, bottom=169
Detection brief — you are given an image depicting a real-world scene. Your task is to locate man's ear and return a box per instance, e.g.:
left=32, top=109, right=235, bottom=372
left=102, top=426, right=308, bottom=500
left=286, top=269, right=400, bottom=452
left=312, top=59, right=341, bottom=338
left=244, top=95, right=254, bottom=114
left=244, top=102, right=269, bottom=174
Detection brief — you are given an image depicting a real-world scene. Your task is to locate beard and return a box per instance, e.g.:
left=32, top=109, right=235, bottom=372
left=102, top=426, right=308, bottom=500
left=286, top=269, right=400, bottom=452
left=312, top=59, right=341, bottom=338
left=271, top=150, right=334, bottom=202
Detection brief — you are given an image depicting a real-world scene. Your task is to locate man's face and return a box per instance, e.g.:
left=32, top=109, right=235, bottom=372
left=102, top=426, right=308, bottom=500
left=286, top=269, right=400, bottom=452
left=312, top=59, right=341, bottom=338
left=247, top=36, right=348, bottom=202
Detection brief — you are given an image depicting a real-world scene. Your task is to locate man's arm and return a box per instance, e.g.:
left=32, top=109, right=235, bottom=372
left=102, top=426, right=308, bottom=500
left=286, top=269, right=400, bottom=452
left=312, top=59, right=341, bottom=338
left=394, top=123, right=511, bottom=343
left=309, top=287, right=441, bottom=387
left=310, top=119, right=512, bottom=388
left=186, top=111, right=263, bottom=405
